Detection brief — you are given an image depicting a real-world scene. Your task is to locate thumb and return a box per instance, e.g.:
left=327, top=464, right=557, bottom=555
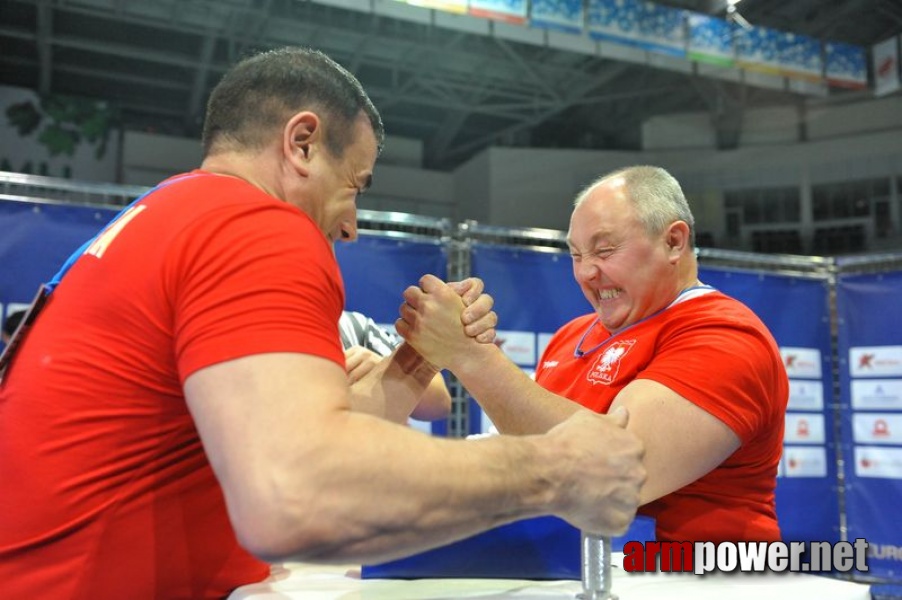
left=607, top=405, right=630, bottom=428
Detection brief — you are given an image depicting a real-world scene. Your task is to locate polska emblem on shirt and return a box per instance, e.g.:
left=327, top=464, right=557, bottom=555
left=587, top=340, right=636, bottom=385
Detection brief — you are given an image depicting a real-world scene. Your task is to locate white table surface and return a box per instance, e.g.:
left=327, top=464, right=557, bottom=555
left=227, top=553, right=872, bottom=600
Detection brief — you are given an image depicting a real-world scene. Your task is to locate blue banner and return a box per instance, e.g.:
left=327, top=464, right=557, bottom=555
left=0, top=199, right=447, bottom=339
left=825, top=41, right=868, bottom=89
left=530, top=0, right=584, bottom=34
left=468, top=244, right=586, bottom=434
left=471, top=244, right=585, bottom=333
left=779, top=31, right=823, bottom=81
left=687, top=11, right=736, bottom=66
left=363, top=515, right=656, bottom=580
left=735, top=25, right=783, bottom=74
left=335, top=234, right=449, bottom=435
left=334, top=235, right=447, bottom=326
left=0, top=199, right=114, bottom=326
left=700, top=267, right=839, bottom=545
left=587, top=0, right=686, bottom=58
left=837, top=271, right=902, bottom=580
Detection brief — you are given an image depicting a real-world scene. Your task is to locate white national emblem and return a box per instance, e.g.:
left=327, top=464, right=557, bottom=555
left=587, top=340, right=636, bottom=385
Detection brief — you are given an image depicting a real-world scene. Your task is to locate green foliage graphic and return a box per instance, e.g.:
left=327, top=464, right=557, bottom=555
left=4, top=93, right=116, bottom=159
left=6, top=101, right=42, bottom=136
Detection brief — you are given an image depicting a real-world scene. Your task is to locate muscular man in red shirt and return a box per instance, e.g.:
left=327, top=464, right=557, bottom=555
left=0, top=48, right=645, bottom=599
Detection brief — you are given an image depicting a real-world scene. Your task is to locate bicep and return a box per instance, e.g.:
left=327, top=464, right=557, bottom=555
left=184, top=352, right=350, bottom=524
left=611, top=379, right=740, bottom=505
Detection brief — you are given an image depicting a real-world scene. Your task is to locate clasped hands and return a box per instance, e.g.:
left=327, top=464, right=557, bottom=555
left=395, top=274, right=497, bottom=369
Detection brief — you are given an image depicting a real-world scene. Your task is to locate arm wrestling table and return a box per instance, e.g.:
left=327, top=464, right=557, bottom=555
left=227, top=552, right=872, bottom=600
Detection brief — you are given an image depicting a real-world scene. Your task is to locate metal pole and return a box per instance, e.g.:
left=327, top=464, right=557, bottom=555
left=578, top=533, right=617, bottom=600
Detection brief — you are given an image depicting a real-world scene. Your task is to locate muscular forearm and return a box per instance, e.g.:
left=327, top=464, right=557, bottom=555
left=249, top=411, right=560, bottom=564
left=347, top=343, right=440, bottom=424
left=189, top=353, right=644, bottom=566
left=409, top=373, right=452, bottom=421
left=449, top=343, right=581, bottom=435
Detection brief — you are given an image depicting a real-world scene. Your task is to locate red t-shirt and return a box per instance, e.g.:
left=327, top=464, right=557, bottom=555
left=535, top=290, right=788, bottom=543
left=0, top=171, right=345, bottom=599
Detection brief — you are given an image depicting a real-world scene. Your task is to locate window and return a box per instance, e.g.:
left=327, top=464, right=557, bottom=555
left=724, top=186, right=801, bottom=226
left=812, top=177, right=888, bottom=221
left=812, top=225, right=866, bottom=255
left=751, top=230, right=802, bottom=254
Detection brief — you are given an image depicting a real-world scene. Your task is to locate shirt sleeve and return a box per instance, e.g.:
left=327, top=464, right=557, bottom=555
left=638, top=313, right=785, bottom=444
left=169, top=201, right=345, bottom=384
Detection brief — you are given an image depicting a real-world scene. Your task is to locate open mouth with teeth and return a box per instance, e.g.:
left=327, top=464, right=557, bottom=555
left=598, top=288, right=622, bottom=301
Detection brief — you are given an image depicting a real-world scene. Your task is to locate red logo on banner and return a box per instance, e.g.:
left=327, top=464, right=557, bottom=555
left=858, top=354, right=875, bottom=369
left=873, top=419, right=890, bottom=437
left=797, top=419, right=809, bottom=437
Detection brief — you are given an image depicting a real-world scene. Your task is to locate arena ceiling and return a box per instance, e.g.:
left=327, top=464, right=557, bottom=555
left=1, top=0, right=901, bottom=171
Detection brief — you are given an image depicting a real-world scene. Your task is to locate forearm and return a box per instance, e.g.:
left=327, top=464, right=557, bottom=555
left=448, top=342, right=582, bottom=435
left=410, top=373, right=452, bottom=421
left=347, top=343, right=440, bottom=424
left=189, top=354, right=645, bottom=565
left=260, top=411, right=558, bottom=563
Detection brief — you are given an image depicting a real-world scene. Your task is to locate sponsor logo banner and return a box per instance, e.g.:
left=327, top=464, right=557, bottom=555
left=494, top=330, right=536, bottom=366
left=783, top=446, right=828, bottom=478
left=788, top=379, right=825, bottom=411
left=853, top=413, right=902, bottom=444
left=855, top=446, right=902, bottom=479
left=873, top=36, right=901, bottom=97
left=849, top=346, right=902, bottom=378
left=852, top=379, right=902, bottom=410
left=785, top=413, right=825, bottom=444
left=781, top=347, right=822, bottom=379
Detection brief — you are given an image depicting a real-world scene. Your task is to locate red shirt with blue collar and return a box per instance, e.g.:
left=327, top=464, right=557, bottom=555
left=535, top=289, right=788, bottom=543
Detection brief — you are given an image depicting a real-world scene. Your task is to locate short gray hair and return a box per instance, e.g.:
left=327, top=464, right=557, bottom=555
left=574, top=165, right=696, bottom=247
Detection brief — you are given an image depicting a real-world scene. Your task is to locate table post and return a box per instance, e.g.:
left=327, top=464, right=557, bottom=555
left=578, top=533, right=617, bottom=600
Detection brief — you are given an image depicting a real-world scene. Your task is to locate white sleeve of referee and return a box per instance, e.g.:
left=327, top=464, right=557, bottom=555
left=339, top=310, right=400, bottom=356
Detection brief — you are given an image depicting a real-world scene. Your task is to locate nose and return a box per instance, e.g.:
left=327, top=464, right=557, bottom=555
left=337, top=217, right=358, bottom=243
left=574, top=256, right=600, bottom=283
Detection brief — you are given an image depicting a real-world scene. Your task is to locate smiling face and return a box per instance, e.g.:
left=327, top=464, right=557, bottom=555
left=567, top=176, right=685, bottom=334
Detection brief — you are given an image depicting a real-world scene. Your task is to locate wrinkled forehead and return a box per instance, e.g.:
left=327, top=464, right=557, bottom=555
left=568, top=190, right=652, bottom=253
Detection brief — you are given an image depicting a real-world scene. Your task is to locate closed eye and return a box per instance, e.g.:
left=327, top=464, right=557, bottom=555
left=570, top=247, right=615, bottom=261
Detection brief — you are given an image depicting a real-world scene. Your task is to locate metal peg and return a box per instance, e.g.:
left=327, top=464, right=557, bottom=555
left=577, top=533, right=617, bottom=600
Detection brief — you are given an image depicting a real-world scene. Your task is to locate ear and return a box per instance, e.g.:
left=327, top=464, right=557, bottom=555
left=283, top=111, right=321, bottom=176
left=665, top=220, right=691, bottom=261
